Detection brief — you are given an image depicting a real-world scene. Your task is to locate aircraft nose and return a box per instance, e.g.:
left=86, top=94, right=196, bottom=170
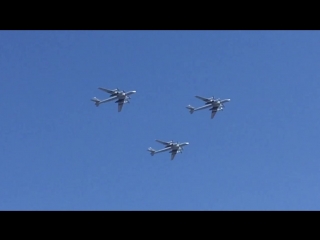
left=185, top=142, right=189, bottom=145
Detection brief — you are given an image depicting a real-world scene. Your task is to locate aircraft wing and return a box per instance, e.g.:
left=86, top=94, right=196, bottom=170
left=156, top=139, right=171, bottom=145
left=195, top=96, right=212, bottom=102
left=170, top=150, right=178, bottom=160
left=117, top=100, right=125, bottom=112
left=210, top=106, right=219, bottom=119
left=98, top=87, right=117, bottom=94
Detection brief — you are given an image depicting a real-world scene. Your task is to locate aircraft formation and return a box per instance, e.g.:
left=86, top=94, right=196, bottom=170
left=91, top=87, right=230, bottom=160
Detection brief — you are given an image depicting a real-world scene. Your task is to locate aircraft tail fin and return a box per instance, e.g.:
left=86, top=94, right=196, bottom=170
left=147, top=147, right=156, bottom=156
left=186, top=105, right=195, bottom=114
left=91, top=97, right=101, bottom=107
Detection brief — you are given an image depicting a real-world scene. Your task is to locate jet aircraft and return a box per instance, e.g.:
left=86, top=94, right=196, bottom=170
left=91, top=87, right=136, bottom=112
left=147, top=139, right=189, bottom=160
left=186, top=95, right=230, bottom=119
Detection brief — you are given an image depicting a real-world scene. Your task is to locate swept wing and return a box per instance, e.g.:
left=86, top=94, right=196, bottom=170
left=195, top=96, right=213, bottom=102
left=98, top=87, right=118, bottom=94
left=170, top=149, right=178, bottom=160
left=156, top=139, right=173, bottom=146
left=115, top=99, right=125, bottom=112
left=210, top=106, right=219, bottom=119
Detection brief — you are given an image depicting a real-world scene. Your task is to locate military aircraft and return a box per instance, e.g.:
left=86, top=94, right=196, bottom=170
left=186, top=95, right=230, bottom=119
left=91, top=87, right=136, bottom=112
left=147, top=139, right=189, bottom=160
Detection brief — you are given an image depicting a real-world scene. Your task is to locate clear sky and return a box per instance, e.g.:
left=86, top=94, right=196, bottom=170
left=1, top=30, right=320, bottom=210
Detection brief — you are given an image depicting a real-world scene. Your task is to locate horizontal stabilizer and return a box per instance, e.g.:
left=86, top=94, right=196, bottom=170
left=186, top=105, right=195, bottom=114
left=147, top=147, right=156, bottom=156
left=91, top=97, right=100, bottom=107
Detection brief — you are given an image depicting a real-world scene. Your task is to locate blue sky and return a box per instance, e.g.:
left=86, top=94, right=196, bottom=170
left=1, top=30, right=320, bottom=210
